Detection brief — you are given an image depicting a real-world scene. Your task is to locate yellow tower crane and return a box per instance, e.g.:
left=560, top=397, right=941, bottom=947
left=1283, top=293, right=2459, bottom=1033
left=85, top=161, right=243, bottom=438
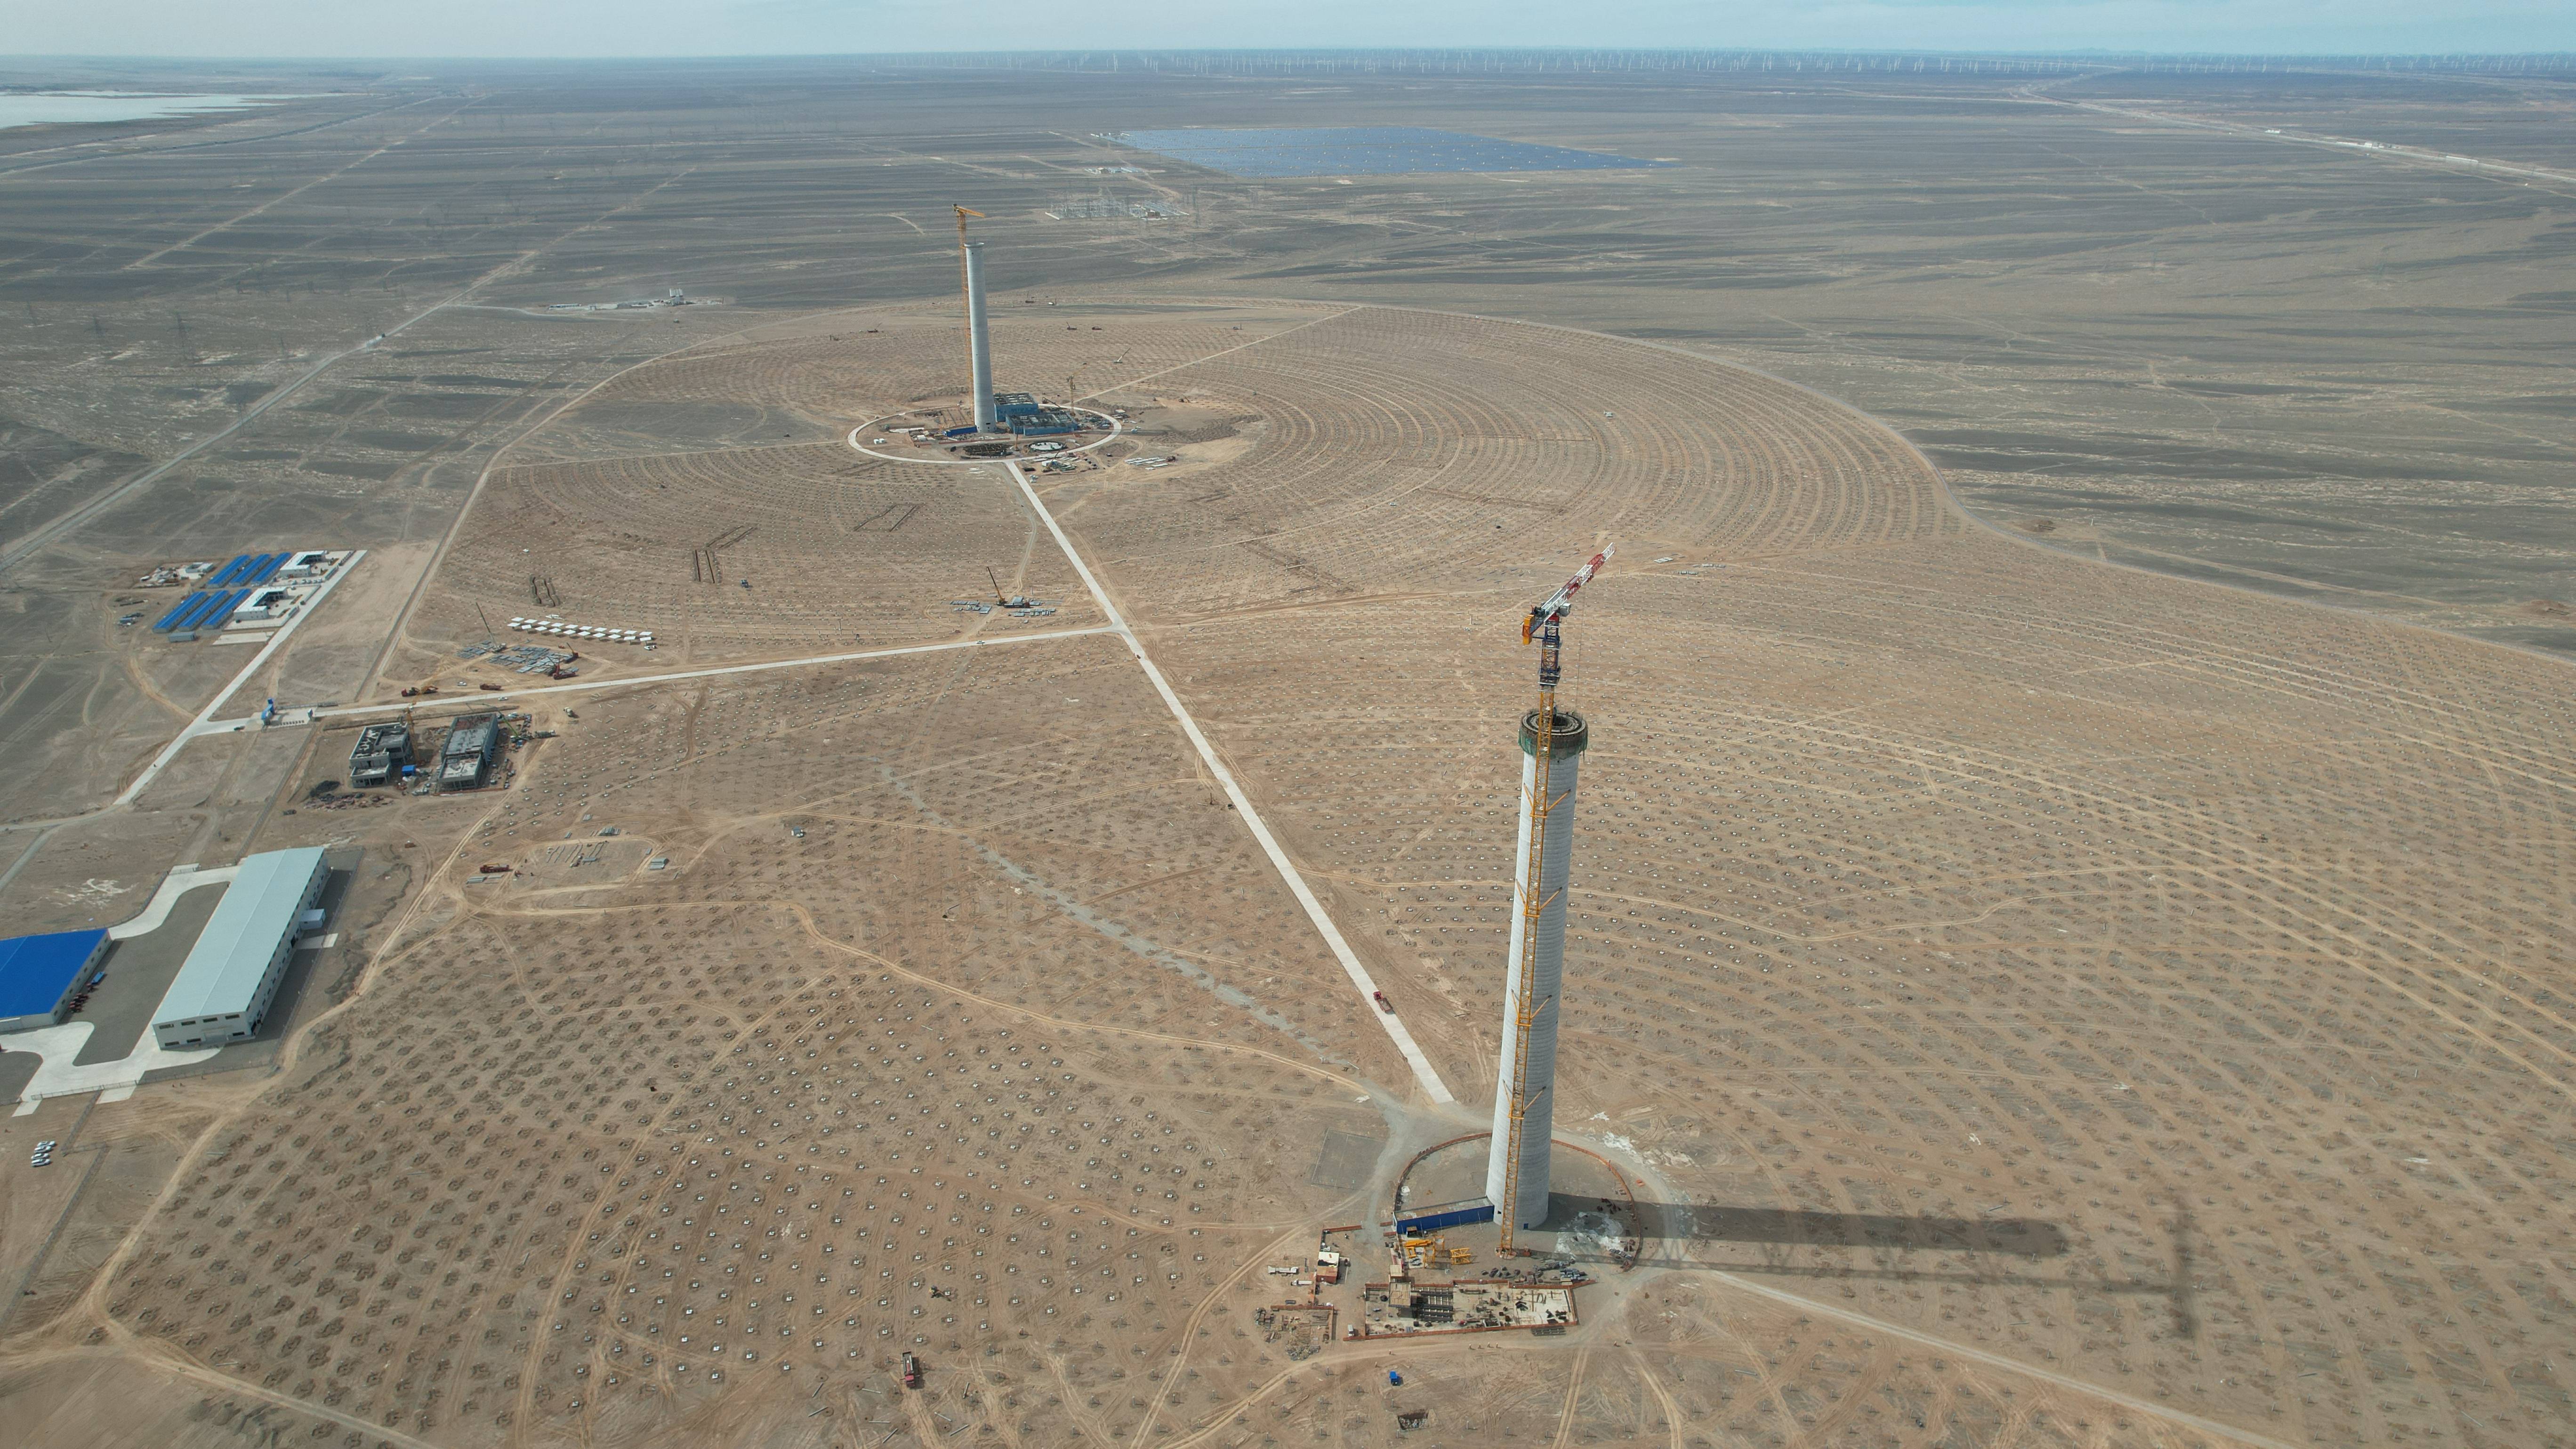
left=1496, top=543, right=1611, bottom=1256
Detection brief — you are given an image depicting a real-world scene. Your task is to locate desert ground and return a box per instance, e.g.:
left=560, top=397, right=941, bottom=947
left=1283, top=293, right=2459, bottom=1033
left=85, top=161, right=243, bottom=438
left=1, top=55, right=2573, bottom=1449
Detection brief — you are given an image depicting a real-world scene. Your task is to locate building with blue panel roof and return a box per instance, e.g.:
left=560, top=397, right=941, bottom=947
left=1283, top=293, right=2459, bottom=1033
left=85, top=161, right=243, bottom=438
left=198, top=589, right=248, bottom=628
left=0, top=928, right=111, bottom=1033
left=154, top=593, right=209, bottom=631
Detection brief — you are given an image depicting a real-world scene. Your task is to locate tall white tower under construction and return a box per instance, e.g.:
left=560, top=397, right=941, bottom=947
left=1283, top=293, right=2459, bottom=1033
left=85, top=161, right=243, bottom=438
left=1488, top=545, right=1610, bottom=1245
left=1485, top=706, right=1587, bottom=1229
left=963, top=238, right=998, bottom=432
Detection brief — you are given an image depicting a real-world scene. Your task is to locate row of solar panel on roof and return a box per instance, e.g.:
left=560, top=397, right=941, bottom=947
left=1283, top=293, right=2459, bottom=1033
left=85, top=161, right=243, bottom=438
left=170, top=588, right=249, bottom=631
left=211, top=551, right=288, bottom=589
left=153, top=592, right=208, bottom=631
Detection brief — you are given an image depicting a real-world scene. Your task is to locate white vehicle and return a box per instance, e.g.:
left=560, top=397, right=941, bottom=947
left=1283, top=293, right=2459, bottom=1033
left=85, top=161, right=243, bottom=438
left=1028, top=441, right=1066, bottom=453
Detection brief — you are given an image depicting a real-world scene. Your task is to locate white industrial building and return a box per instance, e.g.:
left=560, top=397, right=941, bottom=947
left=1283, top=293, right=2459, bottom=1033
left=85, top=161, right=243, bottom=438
left=151, top=846, right=328, bottom=1049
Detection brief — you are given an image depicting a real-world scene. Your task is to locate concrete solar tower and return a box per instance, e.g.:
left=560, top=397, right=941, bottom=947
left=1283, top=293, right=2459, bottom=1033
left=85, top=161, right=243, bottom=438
left=963, top=239, right=998, bottom=432
left=1487, top=546, right=1610, bottom=1245
left=1486, top=705, right=1587, bottom=1230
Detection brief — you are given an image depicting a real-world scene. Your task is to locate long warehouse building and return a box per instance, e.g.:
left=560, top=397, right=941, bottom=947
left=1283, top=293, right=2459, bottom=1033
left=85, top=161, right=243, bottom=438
left=151, top=846, right=328, bottom=1049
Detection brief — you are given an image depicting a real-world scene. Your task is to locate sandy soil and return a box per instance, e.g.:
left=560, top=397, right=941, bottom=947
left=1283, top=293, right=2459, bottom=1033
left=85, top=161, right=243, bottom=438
left=0, top=303, right=2565, bottom=1449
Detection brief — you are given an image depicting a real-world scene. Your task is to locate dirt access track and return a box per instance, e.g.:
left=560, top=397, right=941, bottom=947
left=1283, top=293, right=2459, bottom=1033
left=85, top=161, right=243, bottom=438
left=6, top=301, right=2570, bottom=1449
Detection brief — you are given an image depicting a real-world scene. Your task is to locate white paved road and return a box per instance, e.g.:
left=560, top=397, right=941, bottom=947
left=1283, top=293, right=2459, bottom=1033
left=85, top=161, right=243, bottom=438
left=190, top=625, right=1120, bottom=735
left=1001, top=459, right=1457, bottom=1105
left=115, top=552, right=370, bottom=805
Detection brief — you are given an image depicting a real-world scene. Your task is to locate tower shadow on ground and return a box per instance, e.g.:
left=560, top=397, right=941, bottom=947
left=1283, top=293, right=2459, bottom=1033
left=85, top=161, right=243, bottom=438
left=1572, top=1197, right=2070, bottom=1258
left=1539, top=1195, right=2193, bottom=1333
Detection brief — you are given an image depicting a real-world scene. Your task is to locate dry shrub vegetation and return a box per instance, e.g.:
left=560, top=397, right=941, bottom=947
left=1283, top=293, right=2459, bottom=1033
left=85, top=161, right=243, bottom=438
left=33, top=304, right=2573, bottom=1449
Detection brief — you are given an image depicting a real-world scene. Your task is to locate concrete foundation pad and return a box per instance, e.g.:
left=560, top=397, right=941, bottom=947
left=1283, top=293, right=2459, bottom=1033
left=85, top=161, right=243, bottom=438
left=7, top=1021, right=219, bottom=1110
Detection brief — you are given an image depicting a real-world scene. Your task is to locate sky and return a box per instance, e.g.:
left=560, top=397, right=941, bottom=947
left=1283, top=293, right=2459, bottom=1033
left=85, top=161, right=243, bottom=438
left=7, top=0, right=2571, bottom=59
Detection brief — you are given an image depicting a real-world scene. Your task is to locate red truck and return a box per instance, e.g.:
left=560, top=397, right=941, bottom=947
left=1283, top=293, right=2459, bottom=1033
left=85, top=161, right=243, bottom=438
left=901, top=1352, right=923, bottom=1389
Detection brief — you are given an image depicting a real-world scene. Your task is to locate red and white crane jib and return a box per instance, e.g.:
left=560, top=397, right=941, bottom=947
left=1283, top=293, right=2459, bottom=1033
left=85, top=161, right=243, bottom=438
left=1521, top=545, right=1616, bottom=644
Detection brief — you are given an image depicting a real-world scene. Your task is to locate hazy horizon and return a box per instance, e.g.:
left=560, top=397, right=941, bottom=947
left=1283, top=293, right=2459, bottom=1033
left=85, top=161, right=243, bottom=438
left=6, top=0, right=2574, bottom=62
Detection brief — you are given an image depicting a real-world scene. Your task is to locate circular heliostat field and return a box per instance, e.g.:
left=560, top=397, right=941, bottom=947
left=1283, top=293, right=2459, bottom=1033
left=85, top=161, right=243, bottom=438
left=138, top=297, right=2576, bottom=1449
left=400, top=298, right=1946, bottom=673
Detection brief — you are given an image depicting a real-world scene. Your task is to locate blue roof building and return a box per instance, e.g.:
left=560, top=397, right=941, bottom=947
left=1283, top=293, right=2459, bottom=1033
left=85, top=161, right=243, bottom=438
left=0, top=928, right=111, bottom=1034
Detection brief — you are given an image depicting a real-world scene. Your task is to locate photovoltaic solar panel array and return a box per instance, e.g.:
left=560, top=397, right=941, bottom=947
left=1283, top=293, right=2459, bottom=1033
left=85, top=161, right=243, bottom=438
left=208, top=551, right=288, bottom=588
left=1108, top=127, right=1669, bottom=179
left=154, top=549, right=286, bottom=630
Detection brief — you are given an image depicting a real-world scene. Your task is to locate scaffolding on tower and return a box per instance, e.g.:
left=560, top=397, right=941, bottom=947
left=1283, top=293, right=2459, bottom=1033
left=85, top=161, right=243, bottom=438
left=1496, top=543, right=1611, bottom=1256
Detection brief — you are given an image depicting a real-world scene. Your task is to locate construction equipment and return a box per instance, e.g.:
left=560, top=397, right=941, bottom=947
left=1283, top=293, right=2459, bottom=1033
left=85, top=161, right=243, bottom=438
left=986, top=565, right=1041, bottom=610
left=1496, top=543, right=1612, bottom=1256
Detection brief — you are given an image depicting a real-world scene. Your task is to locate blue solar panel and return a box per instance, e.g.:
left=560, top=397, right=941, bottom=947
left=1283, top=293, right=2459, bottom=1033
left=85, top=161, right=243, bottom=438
left=198, top=588, right=248, bottom=628
left=154, top=593, right=209, bottom=631
left=171, top=591, right=225, bottom=629
left=1111, top=127, right=1669, bottom=178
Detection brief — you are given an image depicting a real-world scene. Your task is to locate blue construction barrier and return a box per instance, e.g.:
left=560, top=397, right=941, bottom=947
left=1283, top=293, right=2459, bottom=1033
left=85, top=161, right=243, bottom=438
left=153, top=593, right=209, bottom=631
left=1395, top=1198, right=1496, bottom=1236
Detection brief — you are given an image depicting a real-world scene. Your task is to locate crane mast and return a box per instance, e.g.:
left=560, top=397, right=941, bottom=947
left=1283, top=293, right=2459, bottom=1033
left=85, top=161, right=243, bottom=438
left=1496, top=543, right=1610, bottom=1255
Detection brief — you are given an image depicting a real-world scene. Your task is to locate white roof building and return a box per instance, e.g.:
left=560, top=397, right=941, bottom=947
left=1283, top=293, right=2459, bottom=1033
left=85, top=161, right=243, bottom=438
left=152, top=846, right=328, bottom=1049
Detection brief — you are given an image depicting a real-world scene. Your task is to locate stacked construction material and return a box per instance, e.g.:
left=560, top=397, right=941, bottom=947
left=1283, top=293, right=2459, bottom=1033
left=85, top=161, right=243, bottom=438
left=507, top=618, right=653, bottom=645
